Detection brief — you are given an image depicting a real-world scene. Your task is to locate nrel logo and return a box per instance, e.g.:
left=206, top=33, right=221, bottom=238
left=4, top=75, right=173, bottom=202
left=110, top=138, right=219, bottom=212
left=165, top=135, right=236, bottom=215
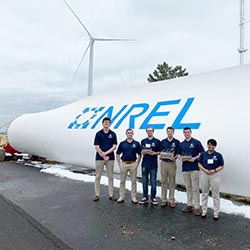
left=67, top=97, right=201, bottom=130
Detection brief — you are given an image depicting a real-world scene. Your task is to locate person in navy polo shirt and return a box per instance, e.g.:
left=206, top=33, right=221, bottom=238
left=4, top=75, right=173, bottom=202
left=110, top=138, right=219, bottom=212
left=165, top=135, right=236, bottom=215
left=116, top=129, right=142, bottom=204
left=160, top=127, right=180, bottom=208
left=93, top=117, right=117, bottom=202
left=198, top=139, right=224, bottom=220
left=177, top=127, right=204, bottom=216
left=139, top=127, right=160, bottom=205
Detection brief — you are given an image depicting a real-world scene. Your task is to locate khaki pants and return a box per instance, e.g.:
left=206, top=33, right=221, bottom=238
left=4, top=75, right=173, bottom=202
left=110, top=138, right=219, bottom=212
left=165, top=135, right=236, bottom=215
left=119, top=162, right=137, bottom=200
left=161, top=161, right=177, bottom=202
left=94, top=160, right=114, bottom=197
left=183, top=171, right=200, bottom=209
left=0, top=148, right=5, bottom=162
left=200, top=171, right=220, bottom=215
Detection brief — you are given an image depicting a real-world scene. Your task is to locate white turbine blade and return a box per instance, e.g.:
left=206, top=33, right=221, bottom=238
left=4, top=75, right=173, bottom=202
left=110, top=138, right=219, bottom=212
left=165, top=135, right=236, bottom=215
left=71, top=42, right=91, bottom=81
left=94, top=38, right=135, bottom=42
left=62, top=0, right=92, bottom=38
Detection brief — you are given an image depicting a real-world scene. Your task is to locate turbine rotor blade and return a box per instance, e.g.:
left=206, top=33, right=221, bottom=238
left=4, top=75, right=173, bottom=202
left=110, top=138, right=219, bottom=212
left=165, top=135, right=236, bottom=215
left=71, top=42, right=91, bottom=81
left=94, top=38, right=135, bottom=42
left=62, top=0, right=92, bottom=38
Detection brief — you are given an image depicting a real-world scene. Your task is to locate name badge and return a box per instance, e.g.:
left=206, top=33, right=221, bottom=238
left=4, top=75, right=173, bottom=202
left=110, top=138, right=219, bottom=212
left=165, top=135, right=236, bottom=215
left=207, top=159, right=214, bottom=164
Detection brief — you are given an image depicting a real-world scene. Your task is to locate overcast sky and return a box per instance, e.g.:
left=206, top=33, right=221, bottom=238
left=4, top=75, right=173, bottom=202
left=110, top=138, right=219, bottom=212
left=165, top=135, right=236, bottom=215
left=0, top=0, right=250, bottom=127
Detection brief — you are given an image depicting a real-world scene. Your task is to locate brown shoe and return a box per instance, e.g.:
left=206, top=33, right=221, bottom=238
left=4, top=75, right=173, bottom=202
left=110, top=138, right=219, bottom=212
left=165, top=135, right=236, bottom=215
left=194, top=208, right=201, bottom=216
left=170, top=202, right=176, bottom=208
left=182, top=205, right=193, bottom=213
left=161, top=202, right=167, bottom=207
left=109, top=195, right=117, bottom=201
left=93, top=195, right=99, bottom=201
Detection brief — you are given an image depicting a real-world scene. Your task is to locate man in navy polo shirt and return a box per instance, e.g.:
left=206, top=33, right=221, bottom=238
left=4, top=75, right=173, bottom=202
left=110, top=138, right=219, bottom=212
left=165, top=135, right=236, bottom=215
left=160, top=127, right=180, bottom=208
left=177, top=127, right=204, bottom=215
left=93, top=117, right=117, bottom=202
left=139, top=127, right=160, bottom=205
left=198, top=139, right=224, bottom=220
left=116, top=128, right=142, bottom=204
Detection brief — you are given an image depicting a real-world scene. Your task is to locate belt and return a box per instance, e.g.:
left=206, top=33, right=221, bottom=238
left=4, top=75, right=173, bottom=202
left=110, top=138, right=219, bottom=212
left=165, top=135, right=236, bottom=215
left=123, top=161, right=136, bottom=164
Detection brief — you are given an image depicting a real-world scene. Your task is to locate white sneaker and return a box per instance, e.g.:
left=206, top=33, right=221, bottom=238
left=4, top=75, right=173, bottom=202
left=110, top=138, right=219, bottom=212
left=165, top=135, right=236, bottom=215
left=117, top=197, right=125, bottom=203
left=139, top=197, right=149, bottom=204
left=151, top=198, right=158, bottom=205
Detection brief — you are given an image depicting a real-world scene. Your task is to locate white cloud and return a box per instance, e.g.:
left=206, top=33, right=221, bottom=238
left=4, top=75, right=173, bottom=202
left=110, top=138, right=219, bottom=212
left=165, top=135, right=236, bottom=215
left=0, top=0, right=250, bottom=124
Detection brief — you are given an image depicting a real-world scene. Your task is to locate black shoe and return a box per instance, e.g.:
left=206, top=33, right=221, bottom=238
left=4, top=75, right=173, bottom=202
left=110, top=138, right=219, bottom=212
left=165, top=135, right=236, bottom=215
left=151, top=198, right=158, bottom=205
left=213, top=215, right=219, bottom=220
left=139, top=197, right=149, bottom=204
left=201, top=213, right=207, bottom=218
left=93, top=195, right=99, bottom=201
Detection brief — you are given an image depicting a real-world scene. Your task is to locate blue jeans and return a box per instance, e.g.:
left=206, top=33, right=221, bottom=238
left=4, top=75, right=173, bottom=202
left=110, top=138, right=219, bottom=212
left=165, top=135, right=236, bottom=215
left=142, top=167, right=157, bottom=199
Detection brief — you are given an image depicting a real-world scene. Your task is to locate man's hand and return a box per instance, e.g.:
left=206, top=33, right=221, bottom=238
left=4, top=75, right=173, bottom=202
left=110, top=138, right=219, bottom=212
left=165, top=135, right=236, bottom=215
left=103, top=156, right=109, bottom=161
left=188, top=157, right=196, bottom=163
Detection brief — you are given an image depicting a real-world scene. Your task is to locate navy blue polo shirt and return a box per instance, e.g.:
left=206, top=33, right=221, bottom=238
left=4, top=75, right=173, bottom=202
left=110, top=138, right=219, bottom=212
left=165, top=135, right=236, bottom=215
left=94, top=129, right=117, bottom=160
left=116, top=139, right=142, bottom=161
left=177, top=138, right=204, bottom=171
left=161, top=138, right=180, bottom=156
left=141, top=137, right=161, bottom=169
left=199, top=151, right=224, bottom=170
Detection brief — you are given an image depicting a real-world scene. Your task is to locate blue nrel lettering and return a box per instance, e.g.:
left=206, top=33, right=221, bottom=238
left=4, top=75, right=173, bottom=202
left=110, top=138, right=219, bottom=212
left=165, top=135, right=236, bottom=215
left=67, top=107, right=105, bottom=129
left=140, top=99, right=180, bottom=129
left=90, top=105, right=128, bottom=129
left=113, top=103, right=149, bottom=129
left=172, top=98, right=200, bottom=129
left=67, top=97, right=201, bottom=130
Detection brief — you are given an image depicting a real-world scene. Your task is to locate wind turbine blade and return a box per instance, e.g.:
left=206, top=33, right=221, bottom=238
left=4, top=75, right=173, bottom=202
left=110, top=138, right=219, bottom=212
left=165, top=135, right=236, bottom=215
left=62, top=0, right=92, bottom=38
left=71, top=42, right=91, bottom=82
left=94, top=38, right=135, bottom=42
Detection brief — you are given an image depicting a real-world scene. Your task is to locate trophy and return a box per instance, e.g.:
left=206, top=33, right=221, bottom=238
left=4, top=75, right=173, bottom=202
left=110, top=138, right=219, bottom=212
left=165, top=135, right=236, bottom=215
left=160, top=149, right=175, bottom=161
left=181, top=153, right=192, bottom=162
left=142, top=145, right=153, bottom=155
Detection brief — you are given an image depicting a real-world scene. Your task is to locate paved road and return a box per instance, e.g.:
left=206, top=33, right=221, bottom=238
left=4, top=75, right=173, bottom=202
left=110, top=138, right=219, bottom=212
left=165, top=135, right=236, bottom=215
left=0, top=192, right=71, bottom=250
left=0, top=161, right=250, bottom=250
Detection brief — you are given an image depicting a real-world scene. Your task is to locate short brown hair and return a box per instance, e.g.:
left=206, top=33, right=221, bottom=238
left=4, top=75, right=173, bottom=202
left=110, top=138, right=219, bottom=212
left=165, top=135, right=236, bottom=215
left=126, top=128, right=133, bottom=134
left=167, top=126, right=174, bottom=131
left=146, top=126, right=154, bottom=132
left=183, top=127, right=191, bottom=132
left=102, top=117, right=111, bottom=123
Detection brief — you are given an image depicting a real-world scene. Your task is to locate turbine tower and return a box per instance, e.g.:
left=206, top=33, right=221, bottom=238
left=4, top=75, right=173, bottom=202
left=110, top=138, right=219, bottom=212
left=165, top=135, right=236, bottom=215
left=238, top=0, right=247, bottom=65
left=62, top=0, right=132, bottom=96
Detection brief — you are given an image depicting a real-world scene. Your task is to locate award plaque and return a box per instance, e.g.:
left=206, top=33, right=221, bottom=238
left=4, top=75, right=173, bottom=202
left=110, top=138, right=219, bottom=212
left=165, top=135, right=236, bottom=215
left=142, top=149, right=152, bottom=154
left=160, top=151, right=174, bottom=160
left=181, top=155, right=192, bottom=161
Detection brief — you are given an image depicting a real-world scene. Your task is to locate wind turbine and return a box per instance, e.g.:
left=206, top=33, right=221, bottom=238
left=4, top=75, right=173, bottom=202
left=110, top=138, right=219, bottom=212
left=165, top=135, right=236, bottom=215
left=62, top=0, right=133, bottom=96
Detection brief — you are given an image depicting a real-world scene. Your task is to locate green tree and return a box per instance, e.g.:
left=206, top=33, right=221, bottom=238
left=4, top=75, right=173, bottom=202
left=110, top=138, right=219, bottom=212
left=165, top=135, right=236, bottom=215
left=147, top=62, right=188, bottom=82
